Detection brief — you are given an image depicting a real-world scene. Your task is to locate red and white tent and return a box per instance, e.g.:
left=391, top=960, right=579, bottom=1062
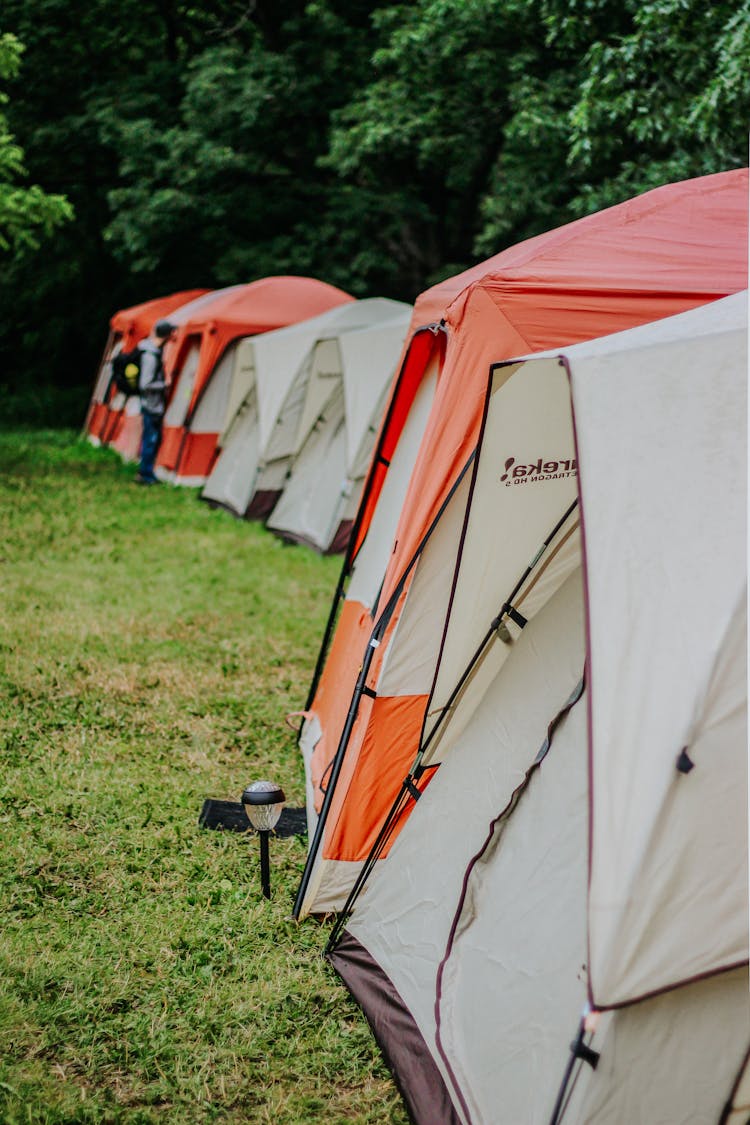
left=329, top=291, right=748, bottom=1125
left=293, top=168, right=749, bottom=919
left=154, top=277, right=353, bottom=486
left=84, top=289, right=209, bottom=453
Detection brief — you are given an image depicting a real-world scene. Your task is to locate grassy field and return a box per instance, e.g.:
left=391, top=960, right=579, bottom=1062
left=0, top=431, right=407, bottom=1125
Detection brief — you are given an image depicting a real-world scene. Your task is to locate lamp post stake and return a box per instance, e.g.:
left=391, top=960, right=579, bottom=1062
left=259, top=829, right=271, bottom=899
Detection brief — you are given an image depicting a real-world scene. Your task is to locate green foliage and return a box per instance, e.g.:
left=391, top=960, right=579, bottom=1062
left=551, top=0, right=750, bottom=211
left=0, top=32, right=72, bottom=254
left=0, top=429, right=407, bottom=1125
left=1, top=0, right=748, bottom=419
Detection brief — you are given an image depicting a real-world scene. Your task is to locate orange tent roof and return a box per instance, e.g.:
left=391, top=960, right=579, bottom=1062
left=375, top=168, right=749, bottom=605
left=163, top=276, right=355, bottom=418
left=110, top=289, right=210, bottom=352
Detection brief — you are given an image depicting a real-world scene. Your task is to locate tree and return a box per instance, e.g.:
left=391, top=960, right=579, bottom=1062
left=0, top=32, right=72, bottom=254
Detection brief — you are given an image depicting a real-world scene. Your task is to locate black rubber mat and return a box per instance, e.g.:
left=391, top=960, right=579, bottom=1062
left=199, top=799, right=307, bottom=837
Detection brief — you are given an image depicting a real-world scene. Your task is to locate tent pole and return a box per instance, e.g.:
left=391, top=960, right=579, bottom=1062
left=326, top=781, right=414, bottom=952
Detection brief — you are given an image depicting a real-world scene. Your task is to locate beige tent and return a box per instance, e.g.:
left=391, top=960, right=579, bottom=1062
left=203, top=298, right=410, bottom=519
left=265, top=309, right=411, bottom=552
left=328, top=292, right=748, bottom=1124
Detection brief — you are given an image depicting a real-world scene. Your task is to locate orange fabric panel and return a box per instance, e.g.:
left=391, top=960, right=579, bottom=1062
left=323, top=693, right=429, bottom=862
left=309, top=598, right=375, bottom=813
left=174, top=431, right=219, bottom=481
left=86, top=403, right=108, bottom=437
left=111, top=289, right=210, bottom=352
left=157, top=425, right=182, bottom=472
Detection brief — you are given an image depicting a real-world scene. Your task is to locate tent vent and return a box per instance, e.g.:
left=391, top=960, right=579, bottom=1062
left=676, top=747, right=695, bottom=774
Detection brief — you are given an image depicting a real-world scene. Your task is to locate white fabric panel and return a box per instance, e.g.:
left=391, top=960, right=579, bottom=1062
left=252, top=455, right=291, bottom=498
left=189, top=344, right=238, bottom=434
left=200, top=386, right=260, bottom=514
left=565, top=968, right=750, bottom=1125
left=436, top=683, right=588, bottom=1125
left=164, top=342, right=200, bottom=427
left=348, top=570, right=585, bottom=1112
left=260, top=352, right=314, bottom=471
left=349, top=379, right=390, bottom=484
left=346, top=358, right=439, bottom=611
left=568, top=301, right=748, bottom=1005
left=93, top=336, right=120, bottom=402
left=426, top=357, right=578, bottom=742
left=339, top=313, right=411, bottom=469
left=295, top=338, right=343, bottom=455
left=223, top=339, right=256, bottom=440
left=424, top=522, right=580, bottom=765
left=252, top=298, right=409, bottom=452
left=377, top=470, right=472, bottom=697
left=267, top=387, right=347, bottom=551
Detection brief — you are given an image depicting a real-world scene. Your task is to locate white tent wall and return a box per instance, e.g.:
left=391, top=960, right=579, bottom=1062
left=339, top=313, right=412, bottom=471
left=328, top=292, right=748, bottom=1124
left=202, top=299, right=409, bottom=518
left=344, top=356, right=439, bottom=611
left=221, top=337, right=256, bottom=440
left=266, top=313, right=411, bottom=553
left=565, top=294, right=748, bottom=1005
left=254, top=300, right=411, bottom=507
left=562, top=967, right=749, bottom=1125
left=186, top=343, right=240, bottom=440
left=266, top=384, right=349, bottom=551
left=201, top=384, right=261, bottom=514
left=333, top=568, right=587, bottom=1124
left=162, top=341, right=201, bottom=432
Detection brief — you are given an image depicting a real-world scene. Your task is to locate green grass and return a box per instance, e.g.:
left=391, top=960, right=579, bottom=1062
left=0, top=431, right=407, bottom=1125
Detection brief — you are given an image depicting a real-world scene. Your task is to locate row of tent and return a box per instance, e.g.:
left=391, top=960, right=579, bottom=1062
left=293, top=170, right=749, bottom=1123
left=85, top=279, right=413, bottom=554
left=85, top=168, right=749, bottom=1123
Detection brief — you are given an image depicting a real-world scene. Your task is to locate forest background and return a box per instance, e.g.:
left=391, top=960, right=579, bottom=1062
left=1, top=0, right=749, bottom=427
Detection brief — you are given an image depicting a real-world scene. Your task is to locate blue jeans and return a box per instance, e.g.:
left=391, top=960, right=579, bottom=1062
left=139, top=410, right=163, bottom=481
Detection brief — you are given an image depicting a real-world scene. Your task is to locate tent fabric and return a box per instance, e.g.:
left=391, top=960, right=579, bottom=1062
left=266, top=309, right=411, bottom=553
left=295, top=167, right=749, bottom=919
left=327, top=293, right=748, bottom=1124
left=202, top=298, right=409, bottom=517
left=154, top=277, right=354, bottom=484
left=84, top=288, right=209, bottom=446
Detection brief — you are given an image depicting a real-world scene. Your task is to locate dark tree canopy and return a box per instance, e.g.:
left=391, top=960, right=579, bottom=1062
left=1, top=0, right=747, bottom=424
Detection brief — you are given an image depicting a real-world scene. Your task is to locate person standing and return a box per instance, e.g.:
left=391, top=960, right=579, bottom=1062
left=135, top=319, right=172, bottom=485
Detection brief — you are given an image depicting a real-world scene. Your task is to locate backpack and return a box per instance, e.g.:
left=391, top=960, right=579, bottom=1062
left=111, top=347, right=143, bottom=397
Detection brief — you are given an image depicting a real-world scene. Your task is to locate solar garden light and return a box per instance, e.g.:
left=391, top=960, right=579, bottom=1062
left=241, top=781, right=286, bottom=899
